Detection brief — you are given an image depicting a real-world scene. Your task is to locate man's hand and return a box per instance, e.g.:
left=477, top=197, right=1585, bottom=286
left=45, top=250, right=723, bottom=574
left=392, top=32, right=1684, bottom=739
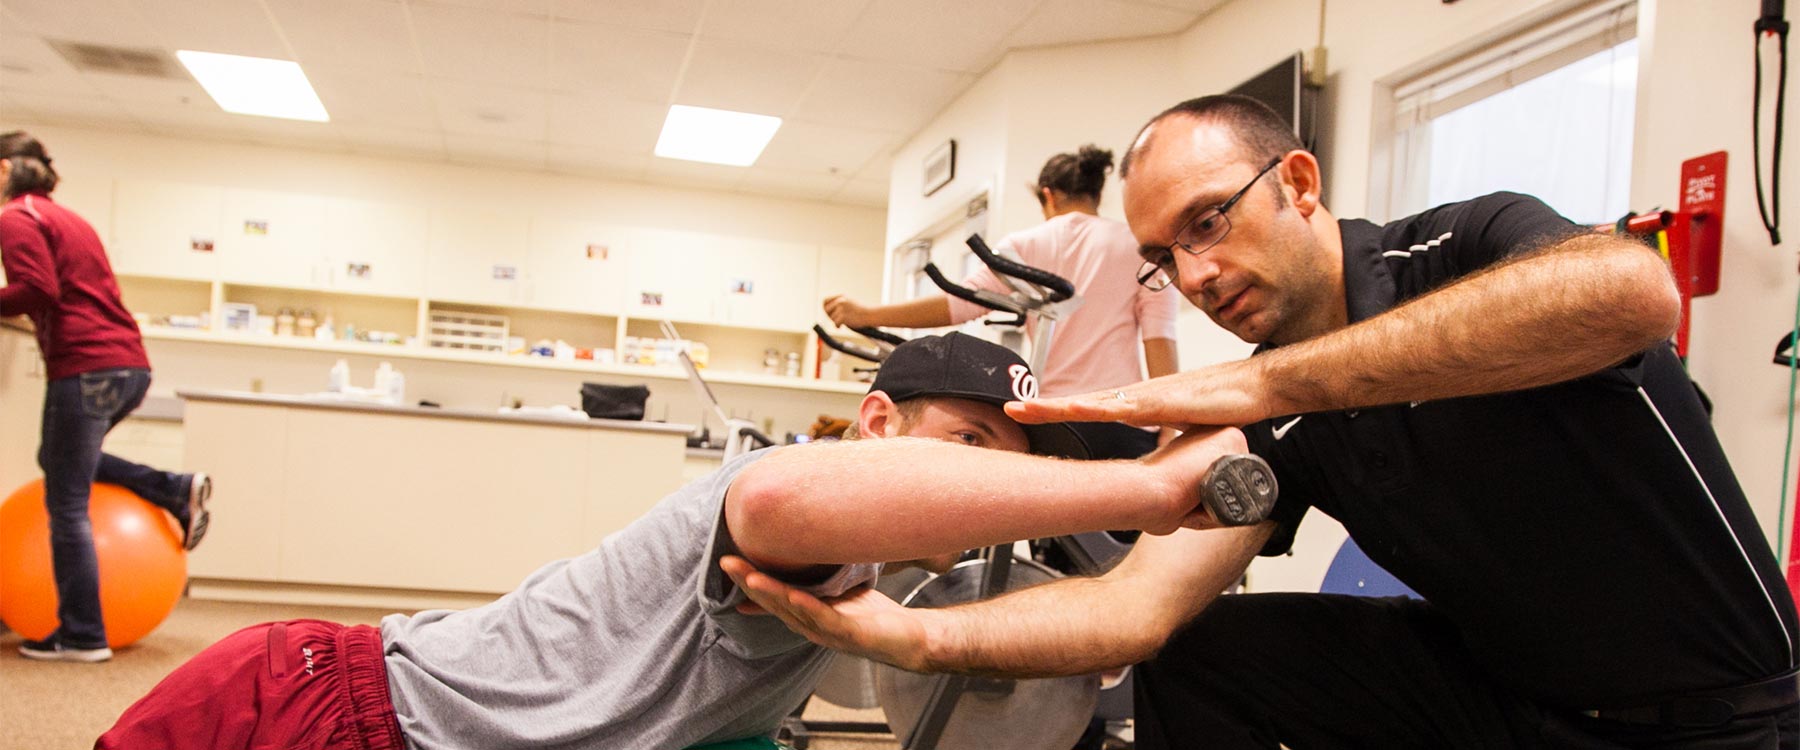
left=822, top=295, right=871, bottom=329
left=1138, top=426, right=1252, bottom=533
left=1006, top=359, right=1271, bottom=431
left=721, top=555, right=936, bottom=671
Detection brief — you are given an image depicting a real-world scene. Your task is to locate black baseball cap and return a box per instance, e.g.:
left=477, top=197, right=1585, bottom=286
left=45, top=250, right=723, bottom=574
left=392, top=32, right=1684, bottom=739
left=869, top=332, right=1090, bottom=460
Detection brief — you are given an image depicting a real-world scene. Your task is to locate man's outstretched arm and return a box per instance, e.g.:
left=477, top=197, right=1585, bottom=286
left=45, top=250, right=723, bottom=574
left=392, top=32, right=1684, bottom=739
left=722, top=520, right=1274, bottom=676
left=725, top=427, right=1245, bottom=573
left=1011, top=233, right=1680, bottom=429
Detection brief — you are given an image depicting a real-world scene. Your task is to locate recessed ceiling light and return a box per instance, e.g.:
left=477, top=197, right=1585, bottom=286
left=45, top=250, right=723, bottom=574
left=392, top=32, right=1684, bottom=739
left=654, top=104, right=781, bottom=167
left=175, top=50, right=329, bottom=122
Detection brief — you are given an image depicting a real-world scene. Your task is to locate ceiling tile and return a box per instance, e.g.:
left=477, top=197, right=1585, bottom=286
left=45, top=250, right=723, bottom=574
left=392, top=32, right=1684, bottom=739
left=134, top=0, right=290, bottom=59
left=411, top=3, right=549, bottom=87
left=756, top=120, right=896, bottom=175
left=700, top=0, right=869, bottom=56
left=833, top=179, right=888, bottom=207
left=85, top=71, right=211, bottom=108
left=853, top=150, right=894, bottom=182
left=238, top=117, right=347, bottom=151
left=445, top=134, right=547, bottom=169
left=645, top=157, right=745, bottom=192
left=676, top=39, right=821, bottom=116
left=1126, top=0, right=1229, bottom=13
left=547, top=143, right=651, bottom=181
left=432, top=81, right=548, bottom=140
left=546, top=93, right=663, bottom=150
left=413, top=0, right=553, bottom=18
left=1005, top=0, right=1195, bottom=49
left=793, top=60, right=971, bottom=132
left=835, top=0, right=1041, bottom=73
left=549, top=20, right=687, bottom=102
left=308, top=69, right=437, bottom=130
left=336, top=124, right=449, bottom=162
left=0, top=35, right=97, bottom=95
left=127, top=101, right=247, bottom=140
left=739, top=167, right=845, bottom=202
left=267, top=0, right=422, bottom=75
left=1, top=0, right=161, bottom=47
left=4, top=90, right=139, bottom=129
left=551, top=0, right=704, bottom=35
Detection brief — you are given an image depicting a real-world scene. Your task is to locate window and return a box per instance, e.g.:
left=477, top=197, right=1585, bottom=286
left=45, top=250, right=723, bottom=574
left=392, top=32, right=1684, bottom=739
left=1380, top=1, right=1637, bottom=225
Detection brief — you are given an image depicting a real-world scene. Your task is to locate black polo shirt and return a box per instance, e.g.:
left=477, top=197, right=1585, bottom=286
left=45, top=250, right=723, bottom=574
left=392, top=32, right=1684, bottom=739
left=1246, top=192, right=1799, bottom=707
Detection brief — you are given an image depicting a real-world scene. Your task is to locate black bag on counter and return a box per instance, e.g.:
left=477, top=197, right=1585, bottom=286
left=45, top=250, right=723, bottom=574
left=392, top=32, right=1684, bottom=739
left=580, top=382, right=650, bottom=421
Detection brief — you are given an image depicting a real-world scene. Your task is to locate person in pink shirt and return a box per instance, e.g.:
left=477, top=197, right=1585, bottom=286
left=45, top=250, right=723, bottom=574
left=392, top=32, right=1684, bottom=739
left=824, top=145, right=1179, bottom=458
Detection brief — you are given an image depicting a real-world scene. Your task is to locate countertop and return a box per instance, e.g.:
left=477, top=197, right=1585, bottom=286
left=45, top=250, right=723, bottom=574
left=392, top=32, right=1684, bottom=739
left=178, top=389, right=695, bottom=435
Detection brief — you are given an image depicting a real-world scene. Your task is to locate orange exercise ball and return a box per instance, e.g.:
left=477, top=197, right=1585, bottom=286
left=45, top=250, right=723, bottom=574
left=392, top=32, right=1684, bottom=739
left=0, top=480, right=188, bottom=648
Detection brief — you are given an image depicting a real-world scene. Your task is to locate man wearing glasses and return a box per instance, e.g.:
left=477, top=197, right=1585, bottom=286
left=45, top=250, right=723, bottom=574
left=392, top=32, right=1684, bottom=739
left=725, top=95, right=1799, bottom=748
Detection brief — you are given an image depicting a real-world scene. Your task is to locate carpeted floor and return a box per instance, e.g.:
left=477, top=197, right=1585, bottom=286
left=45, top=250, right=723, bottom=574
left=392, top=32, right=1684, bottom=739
left=0, top=598, right=896, bottom=750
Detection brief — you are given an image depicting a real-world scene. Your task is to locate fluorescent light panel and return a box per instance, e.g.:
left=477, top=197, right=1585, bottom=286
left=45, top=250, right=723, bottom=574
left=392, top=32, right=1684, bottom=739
left=654, top=105, right=781, bottom=166
left=176, top=50, right=329, bottom=122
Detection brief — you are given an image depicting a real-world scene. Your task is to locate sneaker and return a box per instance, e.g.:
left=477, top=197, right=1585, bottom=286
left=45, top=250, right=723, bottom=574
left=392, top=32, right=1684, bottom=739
left=19, top=637, right=112, bottom=663
left=182, top=472, right=212, bottom=552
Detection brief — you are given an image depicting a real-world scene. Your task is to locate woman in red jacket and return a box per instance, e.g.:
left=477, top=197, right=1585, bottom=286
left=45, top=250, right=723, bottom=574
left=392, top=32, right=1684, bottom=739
left=0, top=131, right=211, bottom=663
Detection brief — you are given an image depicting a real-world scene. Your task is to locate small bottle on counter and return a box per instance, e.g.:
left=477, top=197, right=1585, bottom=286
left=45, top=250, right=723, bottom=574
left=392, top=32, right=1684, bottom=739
left=784, top=351, right=800, bottom=377
left=329, top=359, right=349, bottom=393
left=296, top=309, right=317, bottom=338
left=276, top=308, right=296, bottom=337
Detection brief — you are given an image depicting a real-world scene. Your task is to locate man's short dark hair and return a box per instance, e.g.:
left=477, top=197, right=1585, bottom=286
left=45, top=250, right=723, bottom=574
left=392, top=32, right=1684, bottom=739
left=1121, top=95, right=1305, bottom=179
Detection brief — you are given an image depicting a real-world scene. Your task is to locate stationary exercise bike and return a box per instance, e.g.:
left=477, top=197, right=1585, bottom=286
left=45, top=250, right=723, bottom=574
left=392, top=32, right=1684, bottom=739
left=811, top=235, right=1139, bottom=750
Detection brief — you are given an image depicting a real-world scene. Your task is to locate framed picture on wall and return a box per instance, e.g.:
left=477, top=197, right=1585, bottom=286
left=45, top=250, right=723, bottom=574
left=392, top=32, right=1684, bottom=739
left=922, top=139, right=956, bottom=197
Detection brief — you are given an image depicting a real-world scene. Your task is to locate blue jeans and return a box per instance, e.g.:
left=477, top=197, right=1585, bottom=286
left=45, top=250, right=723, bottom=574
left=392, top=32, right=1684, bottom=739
left=40, top=367, right=190, bottom=647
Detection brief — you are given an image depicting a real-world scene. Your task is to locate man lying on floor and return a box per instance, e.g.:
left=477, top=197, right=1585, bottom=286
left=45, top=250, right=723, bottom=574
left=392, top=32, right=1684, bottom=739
left=96, top=332, right=1247, bottom=750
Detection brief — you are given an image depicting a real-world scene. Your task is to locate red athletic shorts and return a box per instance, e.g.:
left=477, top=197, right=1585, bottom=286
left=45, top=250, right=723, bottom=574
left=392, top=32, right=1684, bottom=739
left=96, top=619, right=405, bottom=750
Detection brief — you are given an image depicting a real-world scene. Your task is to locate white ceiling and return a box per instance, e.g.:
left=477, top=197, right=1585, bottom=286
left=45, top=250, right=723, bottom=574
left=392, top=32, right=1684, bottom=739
left=0, top=0, right=1226, bottom=208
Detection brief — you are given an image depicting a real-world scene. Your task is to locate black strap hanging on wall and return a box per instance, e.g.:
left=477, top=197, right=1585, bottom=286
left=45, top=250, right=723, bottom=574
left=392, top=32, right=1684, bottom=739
left=1756, top=0, right=1789, bottom=245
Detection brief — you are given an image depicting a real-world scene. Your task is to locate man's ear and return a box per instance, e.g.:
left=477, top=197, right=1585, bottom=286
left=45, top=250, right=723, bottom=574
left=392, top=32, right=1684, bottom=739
left=858, top=391, right=902, bottom=438
left=1280, top=149, right=1323, bottom=217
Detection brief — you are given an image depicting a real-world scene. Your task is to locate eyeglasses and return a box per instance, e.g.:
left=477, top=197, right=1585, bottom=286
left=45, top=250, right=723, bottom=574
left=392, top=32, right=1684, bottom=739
left=1136, top=155, right=1283, bottom=291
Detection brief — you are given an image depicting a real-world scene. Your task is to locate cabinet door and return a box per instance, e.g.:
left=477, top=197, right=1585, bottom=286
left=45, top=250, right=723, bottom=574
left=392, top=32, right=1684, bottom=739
left=523, top=218, right=628, bottom=315
left=325, top=198, right=427, bottom=298
left=109, top=179, right=222, bottom=281
left=217, top=188, right=331, bottom=289
left=424, top=208, right=529, bottom=306
left=713, top=239, right=817, bottom=332
left=624, top=228, right=716, bottom=324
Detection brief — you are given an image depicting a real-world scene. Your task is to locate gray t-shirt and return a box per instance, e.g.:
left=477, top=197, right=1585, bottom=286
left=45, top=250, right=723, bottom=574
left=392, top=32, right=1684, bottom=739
left=380, top=448, right=880, bottom=749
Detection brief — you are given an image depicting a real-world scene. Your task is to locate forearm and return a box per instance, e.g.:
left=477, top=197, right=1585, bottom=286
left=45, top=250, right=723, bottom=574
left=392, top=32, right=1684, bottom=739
left=0, top=283, right=53, bottom=318
left=864, top=296, right=956, bottom=329
left=1142, top=337, right=1178, bottom=379
left=1255, top=234, right=1679, bottom=417
left=728, top=439, right=1171, bottom=568
left=917, top=525, right=1271, bottom=677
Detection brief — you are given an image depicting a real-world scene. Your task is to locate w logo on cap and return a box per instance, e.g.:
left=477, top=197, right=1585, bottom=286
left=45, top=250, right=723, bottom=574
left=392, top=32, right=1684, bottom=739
left=1008, top=364, right=1038, bottom=400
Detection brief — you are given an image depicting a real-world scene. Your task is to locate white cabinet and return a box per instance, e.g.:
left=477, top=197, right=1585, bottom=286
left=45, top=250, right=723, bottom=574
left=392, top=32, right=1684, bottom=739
left=218, top=188, right=332, bottom=289
left=425, top=208, right=529, bottom=306
left=714, top=239, right=817, bottom=332
left=109, top=179, right=222, bottom=281
left=325, top=198, right=427, bottom=298
left=523, top=218, right=628, bottom=315
left=625, top=228, right=717, bottom=324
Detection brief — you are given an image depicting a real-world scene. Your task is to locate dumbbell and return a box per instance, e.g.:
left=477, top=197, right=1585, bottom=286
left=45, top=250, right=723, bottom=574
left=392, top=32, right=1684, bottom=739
left=1199, top=454, right=1278, bottom=526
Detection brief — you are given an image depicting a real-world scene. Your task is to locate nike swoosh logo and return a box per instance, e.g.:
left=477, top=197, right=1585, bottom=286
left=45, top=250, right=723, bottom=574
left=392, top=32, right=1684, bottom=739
left=1272, top=416, right=1303, bottom=440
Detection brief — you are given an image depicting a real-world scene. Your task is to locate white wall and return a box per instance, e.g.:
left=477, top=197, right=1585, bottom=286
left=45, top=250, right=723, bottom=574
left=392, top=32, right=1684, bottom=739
left=882, top=67, right=1013, bottom=260
left=6, top=122, right=886, bottom=440
left=1632, top=0, right=1800, bottom=557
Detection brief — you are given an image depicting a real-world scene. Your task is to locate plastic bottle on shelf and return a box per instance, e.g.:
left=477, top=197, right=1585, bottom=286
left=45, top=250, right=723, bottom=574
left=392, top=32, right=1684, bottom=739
left=387, top=365, right=406, bottom=405
left=329, top=359, right=349, bottom=393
